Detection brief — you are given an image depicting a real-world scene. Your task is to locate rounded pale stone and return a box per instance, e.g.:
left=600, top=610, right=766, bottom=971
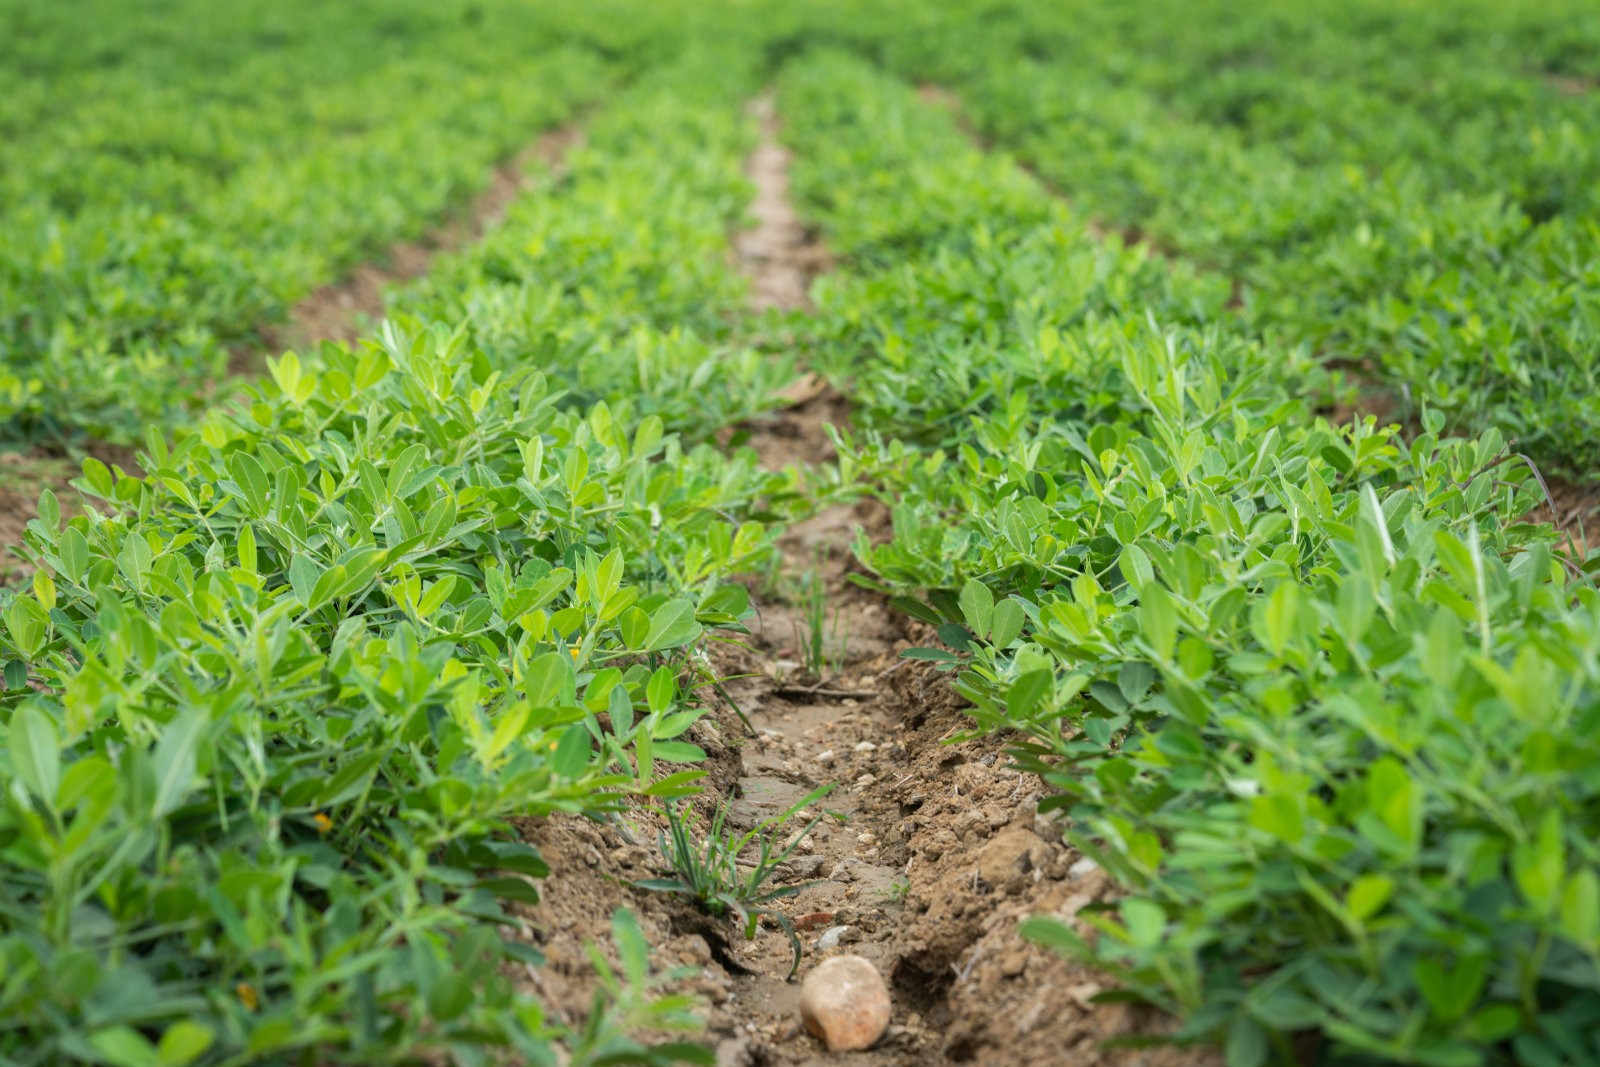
left=798, top=954, right=891, bottom=1052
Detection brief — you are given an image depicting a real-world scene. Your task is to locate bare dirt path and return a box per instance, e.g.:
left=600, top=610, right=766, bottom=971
left=707, top=89, right=1216, bottom=1067
left=518, top=91, right=1218, bottom=1066
left=1, top=121, right=584, bottom=586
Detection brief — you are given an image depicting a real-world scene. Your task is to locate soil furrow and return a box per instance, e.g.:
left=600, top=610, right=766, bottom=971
left=690, top=91, right=1216, bottom=1066
left=506, top=88, right=1215, bottom=1066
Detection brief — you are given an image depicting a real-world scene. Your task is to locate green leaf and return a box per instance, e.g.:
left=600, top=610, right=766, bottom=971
left=9, top=705, right=60, bottom=806
left=1414, top=955, right=1486, bottom=1023
left=552, top=724, right=591, bottom=778
left=1512, top=808, right=1564, bottom=915
left=1005, top=669, right=1053, bottom=720
left=484, top=702, right=532, bottom=762
left=1119, top=898, right=1165, bottom=949
left=4, top=596, right=50, bottom=658
left=1559, top=868, right=1599, bottom=947
left=990, top=598, right=1025, bottom=648
left=1119, top=543, right=1154, bottom=589
left=650, top=741, right=705, bottom=763
left=88, top=1026, right=158, bottom=1067
left=646, top=665, right=676, bottom=714
left=1260, top=581, right=1299, bottom=656
left=1019, top=915, right=1087, bottom=958
left=644, top=599, right=701, bottom=651
left=1346, top=874, right=1394, bottom=922
left=889, top=596, right=943, bottom=626
left=236, top=522, right=257, bottom=575
left=642, top=770, right=706, bottom=797
left=619, top=605, right=651, bottom=649
left=936, top=621, right=973, bottom=651
left=59, top=526, right=89, bottom=583
left=958, top=578, right=994, bottom=638
left=1224, top=1014, right=1269, bottom=1067
left=612, top=908, right=650, bottom=983
left=1137, top=582, right=1177, bottom=660
left=150, top=711, right=206, bottom=818
left=32, top=570, right=56, bottom=611
left=1365, top=756, right=1419, bottom=857
left=316, top=751, right=385, bottom=807
left=227, top=452, right=270, bottom=516
left=525, top=651, right=572, bottom=707
left=417, top=576, right=456, bottom=618
left=1249, top=791, right=1303, bottom=845
left=156, top=1022, right=214, bottom=1067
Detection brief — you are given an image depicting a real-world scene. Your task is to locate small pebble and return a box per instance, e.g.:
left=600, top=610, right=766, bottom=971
left=816, top=749, right=836, bottom=764
left=854, top=741, right=877, bottom=753
left=816, top=924, right=858, bottom=951
left=1068, top=856, right=1099, bottom=879
left=856, top=831, right=877, bottom=846
left=799, top=955, right=891, bottom=1052
left=1066, top=981, right=1103, bottom=1009
left=855, top=774, right=877, bottom=787
left=782, top=854, right=825, bottom=879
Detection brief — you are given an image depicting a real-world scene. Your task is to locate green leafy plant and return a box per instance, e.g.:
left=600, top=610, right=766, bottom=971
left=776, top=48, right=1600, bottom=1066
left=565, top=909, right=714, bottom=1067
left=0, top=45, right=787, bottom=1064
left=790, top=561, right=845, bottom=679
left=637, top=784, right=834, bottom=980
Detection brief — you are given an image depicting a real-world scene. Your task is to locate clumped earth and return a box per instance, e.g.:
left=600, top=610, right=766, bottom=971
left=510, top=93, right=1219, bottom=1066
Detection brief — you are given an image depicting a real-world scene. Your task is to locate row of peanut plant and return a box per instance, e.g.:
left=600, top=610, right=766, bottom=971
left=778, top=51, right=1600, bottom=1067
left=0, top=50, right=791, bottom=1066
left=1, top=0, right=629, bottom=442
left=764, top=0, right=1600, bottom=482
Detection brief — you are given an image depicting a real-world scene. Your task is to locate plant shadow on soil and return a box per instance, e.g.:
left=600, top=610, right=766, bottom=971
left=509, top=92, right=1220, bottom=1067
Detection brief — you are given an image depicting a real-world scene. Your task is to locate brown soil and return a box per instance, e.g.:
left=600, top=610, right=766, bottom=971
left=733, top=94, right=831, bottom=314
left=1543, top=72, right=1598, bottom=96
left=514, top=92, right=1220, bottom=1066
left=2, top=121, right=585, bottom=586
left=1523, top=471, right=1599, bottom=559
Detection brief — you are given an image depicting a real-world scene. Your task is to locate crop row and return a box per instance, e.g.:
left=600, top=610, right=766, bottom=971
left=760, top=0, right=1600, bottom=481
left=779, top=51, right=1600, bottom=1066
left=0, top=48, right=788, bottom=1065
left=0, top=0, right=630, bottom=443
